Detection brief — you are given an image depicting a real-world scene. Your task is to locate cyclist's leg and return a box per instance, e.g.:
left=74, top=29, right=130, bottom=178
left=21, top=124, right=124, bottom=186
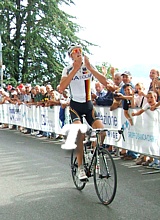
left=92, top=119, right=106, bottom=145
left=86, top=106, right=106, bottom=145
left=69, top=106, right=87, bottom=180
left=74, top=121, right=84, bottom=167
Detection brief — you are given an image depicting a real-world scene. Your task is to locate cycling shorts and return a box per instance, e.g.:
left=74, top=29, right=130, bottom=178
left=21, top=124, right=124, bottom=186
left=69, top=99, right=100, bottom=126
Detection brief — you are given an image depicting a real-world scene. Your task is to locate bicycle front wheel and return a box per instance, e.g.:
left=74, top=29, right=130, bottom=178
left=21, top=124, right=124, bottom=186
left=93, top=148, right=117, bottom=205
left=71, top=150, right=86, bottom=190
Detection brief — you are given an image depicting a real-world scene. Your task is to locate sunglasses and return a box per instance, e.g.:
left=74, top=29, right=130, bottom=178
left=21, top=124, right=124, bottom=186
left=71, top=48, right=82, bottom=55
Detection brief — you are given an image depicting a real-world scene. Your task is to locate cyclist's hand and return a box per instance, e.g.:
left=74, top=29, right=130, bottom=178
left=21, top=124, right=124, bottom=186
left=84, top=55, right=92, bottom=71
left=73, top=55, right=83, bottom=71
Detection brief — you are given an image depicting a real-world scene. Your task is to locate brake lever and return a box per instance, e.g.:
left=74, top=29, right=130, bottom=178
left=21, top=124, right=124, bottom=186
left=118, top=128, right=125, bottom=141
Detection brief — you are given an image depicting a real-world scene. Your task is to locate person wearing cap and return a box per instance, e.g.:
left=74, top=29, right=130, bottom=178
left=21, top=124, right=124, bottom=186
left=119, top=71, right=134, bottom=95
left=59, top=43, right=108, bottom=180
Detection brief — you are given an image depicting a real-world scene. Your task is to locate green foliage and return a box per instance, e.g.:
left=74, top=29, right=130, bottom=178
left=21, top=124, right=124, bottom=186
left=96, top=62, right=114, bottom=79
left=3, top=77, right=18, bottom=88
left=0, top=0, right=94, bottom=87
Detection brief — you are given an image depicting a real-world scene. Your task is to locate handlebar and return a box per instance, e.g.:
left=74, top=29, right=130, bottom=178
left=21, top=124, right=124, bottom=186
left=61, top=124, right=125, bottom=150
left=88, top=127, right=125, bottom=142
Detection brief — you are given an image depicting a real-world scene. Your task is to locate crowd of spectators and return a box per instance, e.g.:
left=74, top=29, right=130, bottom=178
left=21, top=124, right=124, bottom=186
left=0, top=67, right=160, bottom=169
left=0, top=83, right=69, bottom=138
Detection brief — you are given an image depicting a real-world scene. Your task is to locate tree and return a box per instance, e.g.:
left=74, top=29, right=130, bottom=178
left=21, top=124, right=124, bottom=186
left=96, top=62, right=119, bottom=80
left=0, top=0, right=94, bottom=88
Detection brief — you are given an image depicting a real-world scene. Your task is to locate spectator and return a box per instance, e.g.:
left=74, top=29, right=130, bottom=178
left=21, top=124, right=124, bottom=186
left=148, top=69, right=159, bottom=92
left=7, top=87, right=21, bottom=105
left=131, top=82, right=147, bottom=108
left=46, top=84, right=52, bottom=94
left=52, top=86, right=69, bottom=141
left=110, top=72, right=124, bottom=111
left=138, top=70, right=159, bottom=166
left=47, top=89, right=60, bottom=107
left=59, top=89, right=70, bottom=128
left=30, top=85, right=44, bottom=136
left=95, top=81, right=107, bottom=97
left=28, top=87, right=37, bottom=105
left=111, top=71, right=135, bottom=157
left=150, top=78, right=160, bottom=110
left=132, top=91, right=160, bottom=168
left=33, top=85, right=42, bottom=105
left=45, top=84, right=53, bottom=106
left=17, top=83, right=25, bottom=103
left=36, top=86, right=51, bottom=138
left=118, top=83, right=139, bottom=160
left=28, top=87, right=40, bottom=136
left=119, top=71, right=134, bottom=94
left=91, top=81, right=113, bottom=106
left=0, top=87, right=4, bottom=102
left=0, top=88, right=10, bottom=128
left=23, top=84, right=32, bottom=134
left=92, top=89, right=114, bottom=106
left=24, top=84, right=32, bottom=104
left=130, top=82, right=148, bottom=165
left=36, top=86, right=47, bottom=107
left=119, top=83, right=134, bottom=125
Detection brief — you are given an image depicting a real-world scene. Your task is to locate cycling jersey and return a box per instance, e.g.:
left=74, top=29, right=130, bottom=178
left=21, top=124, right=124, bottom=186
left=62, top=64, right=95, bottom=103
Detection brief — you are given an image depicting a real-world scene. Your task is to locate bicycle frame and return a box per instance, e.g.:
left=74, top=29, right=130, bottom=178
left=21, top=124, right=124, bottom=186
left=70, top=126, right=125, bottom=205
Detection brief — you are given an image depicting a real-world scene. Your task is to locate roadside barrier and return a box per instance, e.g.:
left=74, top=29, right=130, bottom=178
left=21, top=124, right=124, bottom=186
left=0, top=104, right=159, bottom=157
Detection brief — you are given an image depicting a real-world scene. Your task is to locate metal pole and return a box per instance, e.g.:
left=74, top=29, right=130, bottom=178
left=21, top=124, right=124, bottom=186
left=0, top=32, right=3, bottom=88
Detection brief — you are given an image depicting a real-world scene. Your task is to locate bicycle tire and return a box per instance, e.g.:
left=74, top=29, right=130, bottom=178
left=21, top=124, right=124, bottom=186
left=71, top=150, right=86, bottom=190
left=93, top=148, right=117, bottom=205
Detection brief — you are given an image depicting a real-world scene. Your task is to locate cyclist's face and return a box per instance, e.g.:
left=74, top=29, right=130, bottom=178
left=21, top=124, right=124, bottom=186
left=70, top=48, right=82, bottom=59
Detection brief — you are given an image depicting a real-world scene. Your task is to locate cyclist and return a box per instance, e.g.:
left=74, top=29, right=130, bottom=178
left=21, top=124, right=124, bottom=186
left=59, top=43, right=108, bottom=180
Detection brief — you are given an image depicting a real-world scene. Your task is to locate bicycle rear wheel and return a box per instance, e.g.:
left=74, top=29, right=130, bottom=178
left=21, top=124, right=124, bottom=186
left=71, top=150, right=86, bottom=190
left=93, top=148, right=117, bottom=205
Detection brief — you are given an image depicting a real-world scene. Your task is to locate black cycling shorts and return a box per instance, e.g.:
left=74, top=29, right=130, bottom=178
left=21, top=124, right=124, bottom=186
left=69, top=99, right=100, bottom=126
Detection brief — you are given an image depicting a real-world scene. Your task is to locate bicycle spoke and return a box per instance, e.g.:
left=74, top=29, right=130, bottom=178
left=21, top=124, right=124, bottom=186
left=93, top=149, right=117, bottom=205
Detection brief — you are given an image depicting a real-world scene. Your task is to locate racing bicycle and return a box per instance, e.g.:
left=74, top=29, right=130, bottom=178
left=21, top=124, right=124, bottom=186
left=70, top=127, right=125, bottom=205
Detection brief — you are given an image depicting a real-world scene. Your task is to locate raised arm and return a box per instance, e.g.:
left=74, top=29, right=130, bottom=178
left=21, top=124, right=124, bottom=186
left=132, top=109, right=144, bottom=116
left=59, top=56, right=82, bottom=92
left=84, top=55, right=108, bottom=87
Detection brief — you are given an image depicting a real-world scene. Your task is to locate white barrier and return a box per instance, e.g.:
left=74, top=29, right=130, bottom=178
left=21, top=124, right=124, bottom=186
left=0, top=104, right=160, bottom=157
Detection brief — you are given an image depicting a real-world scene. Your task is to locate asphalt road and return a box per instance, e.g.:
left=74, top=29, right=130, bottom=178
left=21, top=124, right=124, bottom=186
left=0, top=128, right=160, bottom=220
